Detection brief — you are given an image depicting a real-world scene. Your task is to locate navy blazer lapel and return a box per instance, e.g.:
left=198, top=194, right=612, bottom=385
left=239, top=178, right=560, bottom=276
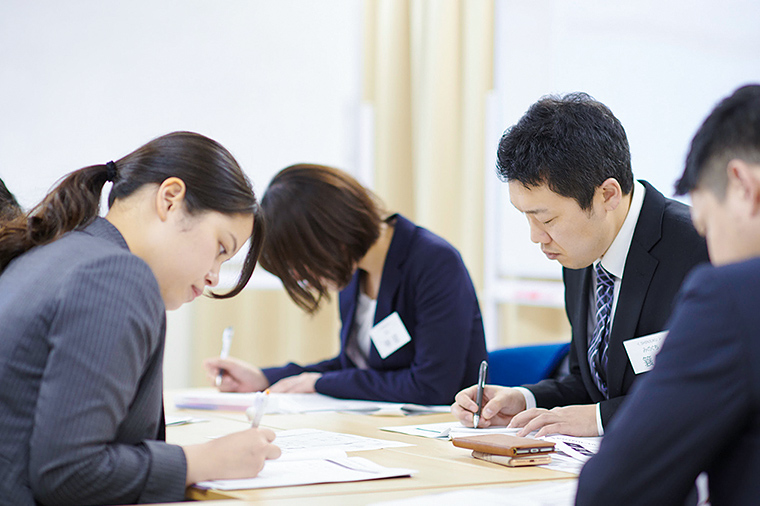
left=373, top=214, right=413, bottom=325
left=605, top=180, right=664, bottom=396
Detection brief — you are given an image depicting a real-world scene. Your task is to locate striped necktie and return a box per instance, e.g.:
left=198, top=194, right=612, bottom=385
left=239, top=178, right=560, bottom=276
left=588, top=263, right=615, bottom=398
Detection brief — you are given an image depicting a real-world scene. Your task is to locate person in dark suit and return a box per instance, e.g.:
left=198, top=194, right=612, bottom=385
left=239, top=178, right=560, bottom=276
left=205, top=164, right=487, bottom=404
left=0, top=132, right=279, bottom=505
left=576, top=84, right=760, bottom=505
left=453, top=93, right=708, bottom=437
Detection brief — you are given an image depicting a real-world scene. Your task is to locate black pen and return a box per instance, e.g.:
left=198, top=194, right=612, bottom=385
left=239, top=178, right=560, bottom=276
left=473, top=360, right=488, bottom=429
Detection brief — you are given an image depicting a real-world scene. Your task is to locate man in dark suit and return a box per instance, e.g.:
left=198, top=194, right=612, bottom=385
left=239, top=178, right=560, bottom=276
left=576, top=85, right=760, bottom=504
left=453, top=92, right=708, bottom=437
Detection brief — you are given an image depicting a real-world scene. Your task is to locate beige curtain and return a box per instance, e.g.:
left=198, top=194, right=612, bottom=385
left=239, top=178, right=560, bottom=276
left=364, top=0, right=494, bottom=289
left=187, top=1, right=495, bottom=386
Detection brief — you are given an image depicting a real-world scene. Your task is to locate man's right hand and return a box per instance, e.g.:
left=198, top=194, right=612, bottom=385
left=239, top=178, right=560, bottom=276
left=451, top=384, right=527, bottom=427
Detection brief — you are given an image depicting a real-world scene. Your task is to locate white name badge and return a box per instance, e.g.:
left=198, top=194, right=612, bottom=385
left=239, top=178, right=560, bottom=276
left=623, top=330, right=668, bottom=374
left=370, top=312, right=412, bottom=359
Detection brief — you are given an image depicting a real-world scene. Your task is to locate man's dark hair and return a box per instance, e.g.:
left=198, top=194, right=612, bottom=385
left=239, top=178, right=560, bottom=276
left=496, top=92, right=634, bottom=210
left=676, top=84, right=760, bottom=198
left=0, top=178, right=22, bottom=221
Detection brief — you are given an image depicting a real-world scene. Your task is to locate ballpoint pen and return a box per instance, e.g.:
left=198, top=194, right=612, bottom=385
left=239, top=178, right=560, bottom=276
left=215, top=326, right=234, bottom=387
left=245, top=390, right=270, bottom=428
left=473, top=359, right=488, bottom=429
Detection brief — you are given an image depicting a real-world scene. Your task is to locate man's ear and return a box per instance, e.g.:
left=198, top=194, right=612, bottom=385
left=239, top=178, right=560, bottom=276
left=599, top=177, right=623, bottom=212
left=155, top=177, right=187, bottom=221
left=727, top=159, right=760, bottom=217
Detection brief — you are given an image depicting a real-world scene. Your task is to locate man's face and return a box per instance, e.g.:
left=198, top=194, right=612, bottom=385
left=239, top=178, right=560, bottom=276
left=690, top=161, right=760, bottom=266
left=508, top=181, right=613, bottom=270
left=691, top=188, right=747, bottom=266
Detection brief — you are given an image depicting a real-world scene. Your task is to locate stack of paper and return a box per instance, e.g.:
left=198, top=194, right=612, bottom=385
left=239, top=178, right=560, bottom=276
left=196, top=428, right=415, bottom=491
left=197, top=455, right=416, bottom=490
left=381, top=421, right=524, bottom=439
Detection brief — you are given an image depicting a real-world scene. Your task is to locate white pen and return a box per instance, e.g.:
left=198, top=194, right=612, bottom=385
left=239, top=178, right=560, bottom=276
left=215, top=326, right=234, bottom=387
left=245, top=390, right=270, bottom=428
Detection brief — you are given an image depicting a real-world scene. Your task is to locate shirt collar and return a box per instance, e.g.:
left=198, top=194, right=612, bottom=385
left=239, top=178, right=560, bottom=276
left=597, top=180, right=645, bottom=279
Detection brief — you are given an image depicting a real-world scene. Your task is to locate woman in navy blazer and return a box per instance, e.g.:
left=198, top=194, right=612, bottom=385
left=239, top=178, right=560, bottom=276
left=206, top=164, right=487, bottom=405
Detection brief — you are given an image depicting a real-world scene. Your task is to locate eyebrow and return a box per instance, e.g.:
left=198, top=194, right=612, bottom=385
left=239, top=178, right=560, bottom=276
left=228, top=232, right=238, bottom=254
left=522, top=208, right=550, bottom=215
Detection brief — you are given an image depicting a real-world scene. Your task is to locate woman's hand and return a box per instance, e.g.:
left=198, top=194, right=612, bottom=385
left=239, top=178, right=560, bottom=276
left=203, top=356, right=270, bottom=392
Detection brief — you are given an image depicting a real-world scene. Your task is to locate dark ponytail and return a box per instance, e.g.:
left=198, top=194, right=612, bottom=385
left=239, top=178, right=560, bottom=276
left=0, top=132, right=265, bottom=298
left=0, top=178, right=23, bottom=222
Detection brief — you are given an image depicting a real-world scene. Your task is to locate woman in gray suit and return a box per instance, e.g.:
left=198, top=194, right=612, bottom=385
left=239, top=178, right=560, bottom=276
left=0, top=132, right=280, bottom=505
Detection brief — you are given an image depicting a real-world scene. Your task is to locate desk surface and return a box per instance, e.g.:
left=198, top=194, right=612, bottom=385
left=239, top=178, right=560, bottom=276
left=166, top=395, right=576, bottom=504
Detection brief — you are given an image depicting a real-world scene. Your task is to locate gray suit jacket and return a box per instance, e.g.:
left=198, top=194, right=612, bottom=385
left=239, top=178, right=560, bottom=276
left=0, top=218, right=186, bottom=505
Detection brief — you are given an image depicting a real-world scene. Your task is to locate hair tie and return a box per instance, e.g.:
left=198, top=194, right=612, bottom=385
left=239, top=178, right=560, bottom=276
left=105, top=161, right=118, bottom=182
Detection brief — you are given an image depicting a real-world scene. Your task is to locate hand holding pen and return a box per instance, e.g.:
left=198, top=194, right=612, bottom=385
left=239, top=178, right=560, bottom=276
left=246, top=390, right=270, bottom=428
left=451, top=375, right=529, bottom=428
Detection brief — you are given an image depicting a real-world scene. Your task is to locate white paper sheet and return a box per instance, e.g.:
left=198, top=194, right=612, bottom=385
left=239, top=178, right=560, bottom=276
left=275, top=428, right=412, bottom=453
left=196, top=456, right=416, bottom=490
left=537, top=434, right=602, bottom=475
left=174, top=390, right=448, bottom=415
left=381, top=421, right=525, bottom=439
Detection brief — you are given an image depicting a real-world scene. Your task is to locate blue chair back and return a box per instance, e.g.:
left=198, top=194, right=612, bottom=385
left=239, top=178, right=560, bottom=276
left=488, top=342, right=571, bottom=386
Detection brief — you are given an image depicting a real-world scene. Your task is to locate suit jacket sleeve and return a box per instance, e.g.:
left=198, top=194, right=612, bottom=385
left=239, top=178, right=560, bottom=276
left=314, top=247, right=482, bottom=405
left=576, top=265, right=753, bottom=505
left=27, top=255, right=187, bottom=505
left=262, top=356, right=344, bottom=384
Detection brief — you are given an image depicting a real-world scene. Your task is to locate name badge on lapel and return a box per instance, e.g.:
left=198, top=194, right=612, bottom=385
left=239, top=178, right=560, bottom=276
left=370, top=312, right=412, bottom=359
left=623, top=330, right=668, bottom=374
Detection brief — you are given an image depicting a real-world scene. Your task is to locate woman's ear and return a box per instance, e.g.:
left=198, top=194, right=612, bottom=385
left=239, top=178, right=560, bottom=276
left=155, top=177, right=187, bottom=221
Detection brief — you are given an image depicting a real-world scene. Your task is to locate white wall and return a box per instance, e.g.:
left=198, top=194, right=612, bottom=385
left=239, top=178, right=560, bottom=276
left=0, top=0, right=363, bottom=208
left=0, top=0, right=364, bottom=388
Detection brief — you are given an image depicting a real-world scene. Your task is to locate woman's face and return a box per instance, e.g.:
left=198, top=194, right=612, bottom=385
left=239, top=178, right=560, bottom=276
left=154, top=209, right=253, bottom=310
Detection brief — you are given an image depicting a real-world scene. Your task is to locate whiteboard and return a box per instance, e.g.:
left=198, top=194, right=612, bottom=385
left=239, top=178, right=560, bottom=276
left=491, top=0, right=760, bottom=280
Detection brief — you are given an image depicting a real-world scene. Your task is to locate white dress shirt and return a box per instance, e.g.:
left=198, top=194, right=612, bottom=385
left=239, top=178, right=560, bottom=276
left=345, top=290, right=377, bottom=370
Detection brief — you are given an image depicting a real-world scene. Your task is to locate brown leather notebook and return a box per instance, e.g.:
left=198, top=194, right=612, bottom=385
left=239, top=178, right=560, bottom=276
left=451, top=434, right=555, bottom=457
left=471, top=451, right=553, bottom=467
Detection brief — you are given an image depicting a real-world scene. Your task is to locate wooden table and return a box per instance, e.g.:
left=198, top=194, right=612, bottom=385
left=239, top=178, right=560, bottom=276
left=166, top=397, right=576, bottom=504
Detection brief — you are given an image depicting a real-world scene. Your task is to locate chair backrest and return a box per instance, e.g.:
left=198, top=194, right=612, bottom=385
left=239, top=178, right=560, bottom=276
left=487, top=342, right=571, bottom=387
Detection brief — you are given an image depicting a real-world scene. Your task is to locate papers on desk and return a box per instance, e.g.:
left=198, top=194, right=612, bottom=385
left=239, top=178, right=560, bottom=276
left=196, top=453, right=416, bottom=490
left=164, top=415, right=208, bottom=426
left=174, top=390, right=449, bottom=415
left=381, top=422, right=600, bottom=476
left=275, top=428, right=412, bottom=453
left=381, top=421, right=525, bottom=439
left=371, top=480, right=578, bottom=506
left=197, top=428, right=416, bottom=490
left=538, top=434, right=601, bottom=476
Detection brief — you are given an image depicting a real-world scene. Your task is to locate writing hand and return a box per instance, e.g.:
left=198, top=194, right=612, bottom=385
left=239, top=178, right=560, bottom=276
left=451, top=384, right=526, bottom=428
left=203, top=356, right=269, bottom=392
